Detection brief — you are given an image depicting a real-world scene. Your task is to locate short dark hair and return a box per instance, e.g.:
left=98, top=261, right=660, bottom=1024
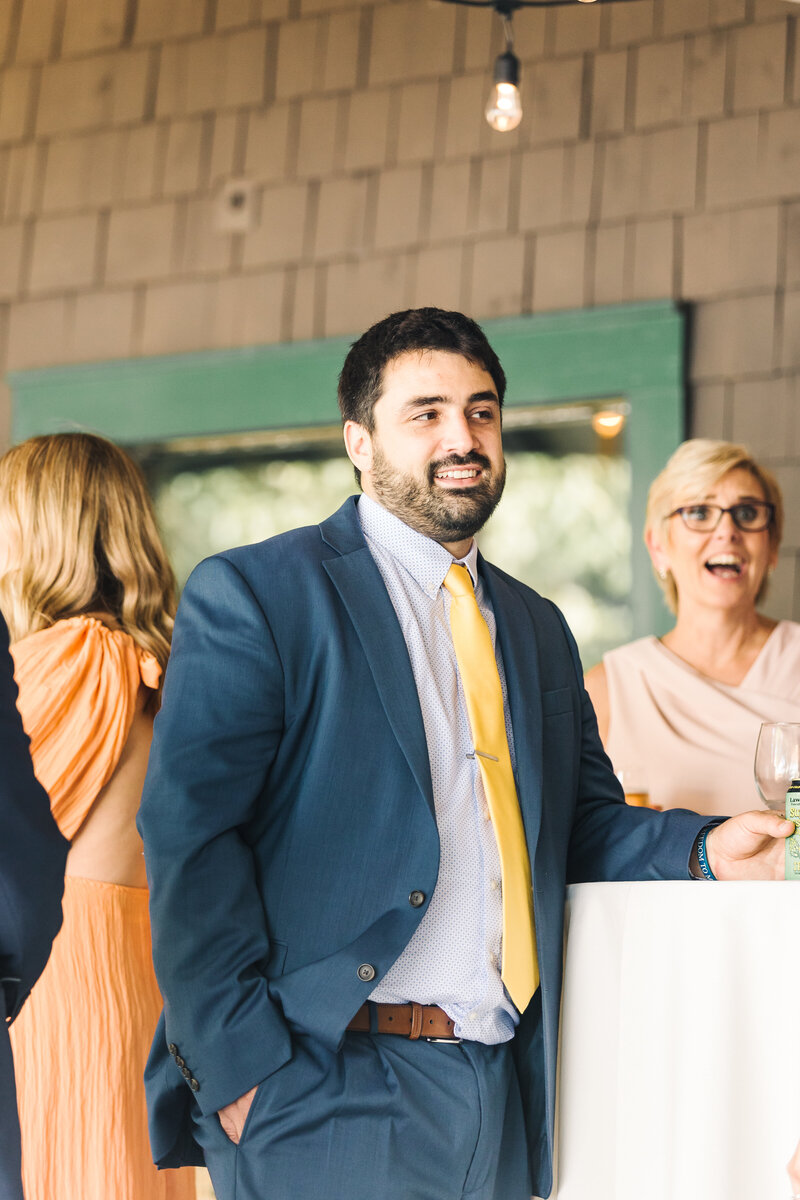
left=337, top=307, right=507, bottom=432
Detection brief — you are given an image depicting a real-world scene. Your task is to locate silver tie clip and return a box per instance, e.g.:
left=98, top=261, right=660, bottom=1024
left=466, top=750, right=499, bottom=762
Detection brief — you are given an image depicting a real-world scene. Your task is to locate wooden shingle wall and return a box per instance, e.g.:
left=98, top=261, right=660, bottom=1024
left=0, top=0, right=798, bottom=613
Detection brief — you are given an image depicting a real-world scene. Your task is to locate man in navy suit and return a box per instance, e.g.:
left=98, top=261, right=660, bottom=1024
left=139, top=308, right=792, bottom=1200
left=0, top=615, right=67, bottom=1200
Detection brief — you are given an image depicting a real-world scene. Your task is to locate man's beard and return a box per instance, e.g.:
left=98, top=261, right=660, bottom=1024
left=370, top=444, right=506, bottom=543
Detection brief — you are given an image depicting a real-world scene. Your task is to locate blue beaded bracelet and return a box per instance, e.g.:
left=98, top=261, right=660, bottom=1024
left=696, top=827, right=717, bottom=881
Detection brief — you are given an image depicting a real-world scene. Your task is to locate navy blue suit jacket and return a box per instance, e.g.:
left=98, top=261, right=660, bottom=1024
left=139, top=498, right=709, bottom=1197
left=0, top=617, right=67, bottom=1200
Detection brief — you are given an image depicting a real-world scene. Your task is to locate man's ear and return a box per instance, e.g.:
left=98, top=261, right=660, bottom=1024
left=343, top=421, right=373, bottom=478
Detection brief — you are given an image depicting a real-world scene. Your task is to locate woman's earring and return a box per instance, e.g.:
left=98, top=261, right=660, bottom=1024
left=657, top=566, right=668, bottom=581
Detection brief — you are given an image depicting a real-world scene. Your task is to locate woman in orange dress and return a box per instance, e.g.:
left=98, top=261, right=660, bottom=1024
left=0, top=433, right=195, bottom=1200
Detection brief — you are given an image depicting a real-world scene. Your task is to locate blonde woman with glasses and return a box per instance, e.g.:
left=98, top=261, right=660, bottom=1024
left=585, top=439, right=800, bottom=816
left=0, top=435, right=194, bottom=1200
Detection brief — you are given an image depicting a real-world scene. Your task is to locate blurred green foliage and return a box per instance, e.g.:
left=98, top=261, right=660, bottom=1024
left=478, top=452, right=631, bottom=669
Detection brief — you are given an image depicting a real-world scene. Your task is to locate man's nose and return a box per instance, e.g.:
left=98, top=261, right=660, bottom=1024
left=441, top=412, right=478, bottom=455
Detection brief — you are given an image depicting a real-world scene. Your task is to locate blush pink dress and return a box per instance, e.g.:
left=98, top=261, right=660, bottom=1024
left=602, top=620, right=800, bottom=816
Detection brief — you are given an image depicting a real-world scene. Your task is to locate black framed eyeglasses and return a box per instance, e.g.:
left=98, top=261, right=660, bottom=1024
left=668, top=502, right=775, bottom=533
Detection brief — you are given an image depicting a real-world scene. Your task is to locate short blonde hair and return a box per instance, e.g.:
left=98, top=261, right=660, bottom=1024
left=644, top=438, right=783, bottom=614
left=0, top=433, right=176, bottom=699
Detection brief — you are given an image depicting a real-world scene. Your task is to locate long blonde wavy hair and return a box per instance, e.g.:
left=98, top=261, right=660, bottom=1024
left=0, top=433, right=176, bottom=692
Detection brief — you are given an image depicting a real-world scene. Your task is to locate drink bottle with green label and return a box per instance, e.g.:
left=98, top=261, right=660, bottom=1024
left=786, top=779, right=800, bottom=881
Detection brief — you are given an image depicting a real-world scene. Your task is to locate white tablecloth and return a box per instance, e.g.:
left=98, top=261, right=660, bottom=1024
left=556, top=882, right=800, bottom=1200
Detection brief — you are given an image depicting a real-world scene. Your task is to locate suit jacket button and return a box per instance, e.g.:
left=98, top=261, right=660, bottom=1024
left=168, top=1044, right=178, bottom=1057
left=357, top=963, right=376, bottom=982
left=409, top=891, right=425, bottom=908
left=181, top=1066, right=191, bottom=1079
left=189, top=1078, right=200, bottom=1092
left=175, top=1056, right=185, bottom=1068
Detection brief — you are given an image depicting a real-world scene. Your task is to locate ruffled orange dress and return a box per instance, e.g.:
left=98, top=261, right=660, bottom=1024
left=8, top=617, right=195, bottom=1200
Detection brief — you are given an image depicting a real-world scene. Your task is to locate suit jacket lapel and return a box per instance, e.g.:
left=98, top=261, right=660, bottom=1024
left=479, top=560, right=544, bottom=857
left=320, top=501, right=435, bottom=818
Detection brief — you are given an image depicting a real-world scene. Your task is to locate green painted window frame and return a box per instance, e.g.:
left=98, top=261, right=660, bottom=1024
left=8, top=300, right=684, bottom=639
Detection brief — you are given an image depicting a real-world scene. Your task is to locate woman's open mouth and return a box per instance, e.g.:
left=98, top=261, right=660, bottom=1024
left=704, top=554, right=744, bottom=579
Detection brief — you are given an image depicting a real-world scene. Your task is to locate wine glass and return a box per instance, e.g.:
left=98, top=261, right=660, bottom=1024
left=754, top=723, right=800, bottom=812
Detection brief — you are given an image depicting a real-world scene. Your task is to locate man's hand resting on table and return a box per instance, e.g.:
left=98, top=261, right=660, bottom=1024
left=705, top=810, right=795, bottom=880
left=218, top=1086, right=258, bottom=1144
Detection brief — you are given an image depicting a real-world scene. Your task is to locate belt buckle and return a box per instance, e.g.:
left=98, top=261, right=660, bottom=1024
left=413, top=1003, right=461, bottom=1043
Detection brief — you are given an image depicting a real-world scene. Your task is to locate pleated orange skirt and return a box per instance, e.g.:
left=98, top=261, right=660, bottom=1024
left=10, top=876, right=195, bottom=1200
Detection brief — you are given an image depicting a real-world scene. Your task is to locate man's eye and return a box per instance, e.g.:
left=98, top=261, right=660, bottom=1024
left=413, top=411, right=437, bottom=422
left=471, top=408, right=494, bottom=421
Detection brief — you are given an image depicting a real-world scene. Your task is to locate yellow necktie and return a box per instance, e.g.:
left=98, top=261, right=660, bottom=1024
left=443, top=563, right=538, bottom=1012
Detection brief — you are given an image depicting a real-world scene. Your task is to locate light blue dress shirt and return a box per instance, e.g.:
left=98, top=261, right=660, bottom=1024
left=359, top=494, right=519, bottom=1044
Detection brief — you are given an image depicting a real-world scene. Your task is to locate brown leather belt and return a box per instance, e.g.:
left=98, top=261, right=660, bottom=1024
left=347, top=1002, right=460, bottom=1042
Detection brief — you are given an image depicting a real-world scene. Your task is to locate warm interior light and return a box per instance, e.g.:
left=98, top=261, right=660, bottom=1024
left=577, top=0, right=598, bottom=4
left=486, top=78, right=522, bottom=132
left=486, top=17, right=521, bottom=134
left=591, top=410, right=626, bottom=439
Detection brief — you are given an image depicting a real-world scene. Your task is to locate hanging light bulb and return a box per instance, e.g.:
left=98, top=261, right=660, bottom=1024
left=486, top=16, right=521, bottom=133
